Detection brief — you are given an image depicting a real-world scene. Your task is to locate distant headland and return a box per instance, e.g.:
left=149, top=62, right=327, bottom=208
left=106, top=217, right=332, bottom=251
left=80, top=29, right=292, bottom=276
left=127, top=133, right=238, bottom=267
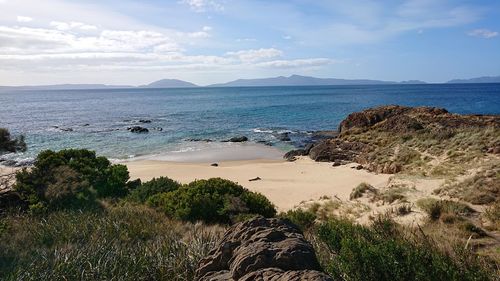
left=1, top=75, right=499, bottom=91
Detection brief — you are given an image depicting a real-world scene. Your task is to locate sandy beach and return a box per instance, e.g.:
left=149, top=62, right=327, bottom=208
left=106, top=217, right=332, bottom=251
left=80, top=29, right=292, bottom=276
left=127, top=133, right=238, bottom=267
left=126, top=156, right=391, bottom=211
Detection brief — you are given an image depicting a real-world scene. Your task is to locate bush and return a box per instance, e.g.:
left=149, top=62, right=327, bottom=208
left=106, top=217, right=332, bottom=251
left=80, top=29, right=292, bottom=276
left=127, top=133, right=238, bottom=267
left=417, top=198, right=474, bottom=221
left=14, top=149, right=131, bottom=211
left=147, top=178, right=276, bottom=224
left=350, top=182, right=376, bottom=200
left=280, top=208, right=317, bottom=230
left=0, top=128, right=26, bottom=154
left=128, top=177, right=181, bottom=203
left=317, top=217, right=491, bottom=281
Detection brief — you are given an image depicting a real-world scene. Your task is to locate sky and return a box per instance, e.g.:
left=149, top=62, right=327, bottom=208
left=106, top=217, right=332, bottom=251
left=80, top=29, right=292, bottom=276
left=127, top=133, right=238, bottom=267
left=0, top=0, right=499, bottom=86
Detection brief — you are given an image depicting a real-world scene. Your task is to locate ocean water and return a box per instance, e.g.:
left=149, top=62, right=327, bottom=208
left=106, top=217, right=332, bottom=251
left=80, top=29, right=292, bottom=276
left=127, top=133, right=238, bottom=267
left=1, top=84, right=499, bottom=163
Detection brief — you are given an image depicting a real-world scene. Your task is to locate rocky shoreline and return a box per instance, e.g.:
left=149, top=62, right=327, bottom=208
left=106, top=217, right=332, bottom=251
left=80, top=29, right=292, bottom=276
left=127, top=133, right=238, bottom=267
left=284, top=105, right=500, bottom=174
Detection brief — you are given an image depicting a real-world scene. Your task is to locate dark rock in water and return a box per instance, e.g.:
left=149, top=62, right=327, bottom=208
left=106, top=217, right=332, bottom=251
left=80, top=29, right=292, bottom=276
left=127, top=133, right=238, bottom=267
left=275, top=132, right=291, bottom=142
left=1, top=159, right=35, bottom=167
left=138, top=119, right=152, bottom=123
left=1, top=160, right=17, bottom=166
left=224, top=136, right=248, bottom=142
left=151, top=127, right=163, bottom=131
left=60, top=128, right=73, bottom=132
left=195, top=217, right=332, bottom=281
left=249, top=177, right=261, bottom=181
left=82, top=124, right=90, bottom=127
left=187, top=138, right=213, bottom=142
left=128, top=126, right=149, bottom=133
left=211, top=163, right=219, bottom=167
left=310, top=130, right=338, bottom=140
left=256, top=140, right=273, bottom=146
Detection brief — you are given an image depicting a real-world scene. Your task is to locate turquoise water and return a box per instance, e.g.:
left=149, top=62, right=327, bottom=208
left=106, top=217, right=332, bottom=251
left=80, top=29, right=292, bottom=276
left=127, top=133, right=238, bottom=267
left=1, top=84, right=499, bottom=163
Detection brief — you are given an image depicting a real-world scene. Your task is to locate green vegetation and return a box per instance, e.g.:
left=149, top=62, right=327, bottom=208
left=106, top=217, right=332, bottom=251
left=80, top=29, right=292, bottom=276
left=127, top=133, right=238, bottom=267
left=279, top=208, right=317, bottom=230
left=416, top=198, right=474, bottom=220
left=128, top=176, right=180, bottom=203
left=148, top=178, right=276, bottom=224
left=349, top=182, right=376, bottom=200
left=437, top=162, right=499, bottom=205
left=0, top=204, right=225, bottom=280
left=14, top=149, right=131, bottom=212
left=315, top=216, right=492, bottom=281
left=0, top=128, right=26, bottom=154
left=1, top=148, right=497, bottom=280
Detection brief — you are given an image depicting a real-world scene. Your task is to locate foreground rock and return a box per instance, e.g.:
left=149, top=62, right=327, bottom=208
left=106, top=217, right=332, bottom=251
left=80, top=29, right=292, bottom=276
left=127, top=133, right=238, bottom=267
left=195, top=217, right=333, bottom=281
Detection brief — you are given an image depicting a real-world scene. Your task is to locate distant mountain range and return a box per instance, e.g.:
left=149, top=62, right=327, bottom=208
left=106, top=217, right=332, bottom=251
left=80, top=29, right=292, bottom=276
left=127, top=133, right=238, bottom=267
left=446, top=76, right=500, bottom=84
left=208, top=75, right=426, bottom=87
left=1, top=75, right=499, bottom=90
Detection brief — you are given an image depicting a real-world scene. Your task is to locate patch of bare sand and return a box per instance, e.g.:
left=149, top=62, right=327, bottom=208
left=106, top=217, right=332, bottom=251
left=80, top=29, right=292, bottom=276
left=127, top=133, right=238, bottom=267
left=125, top=157, right=391, bottom=212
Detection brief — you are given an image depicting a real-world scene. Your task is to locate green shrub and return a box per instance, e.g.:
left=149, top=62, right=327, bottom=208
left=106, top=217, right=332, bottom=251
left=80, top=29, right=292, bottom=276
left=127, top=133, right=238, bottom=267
left=14, top=149, right=131, bottom=211
left=147, top=178, right=276, bottom=224
left=317, top=217, right=491, bottom=281
left=128, top=177, right=180, bottom=203
left=0, top=128, right=26, bottom=154
left=280, top=208, right=317, bottom=230
left=350, top=182, right=376, bottom=200
left=417, top=198, right=474, bottom=220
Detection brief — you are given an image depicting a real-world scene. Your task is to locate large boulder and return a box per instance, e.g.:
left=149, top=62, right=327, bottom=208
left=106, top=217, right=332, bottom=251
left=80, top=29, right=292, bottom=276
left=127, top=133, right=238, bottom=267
left=195, top=217, right=333, bottom=281
left=308, top=139, right=368, bottom=163
left=127, top=126, right=149, bottom=133
left=225, top=136, right=249, bottom=142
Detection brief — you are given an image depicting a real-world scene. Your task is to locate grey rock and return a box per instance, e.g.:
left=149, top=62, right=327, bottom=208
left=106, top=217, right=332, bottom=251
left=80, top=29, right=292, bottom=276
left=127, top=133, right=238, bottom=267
left=195, top=217, right=332, bottom=281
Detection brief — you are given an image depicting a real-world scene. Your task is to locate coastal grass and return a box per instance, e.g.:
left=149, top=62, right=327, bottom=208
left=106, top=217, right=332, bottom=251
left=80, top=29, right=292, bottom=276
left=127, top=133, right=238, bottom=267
left=349, top=182, right=376, bottom=200
left=342, top=125, right=500, bottom=178
left=313, top=216, right=495, bottom=281
left=0, top=204, right=225, bottom=280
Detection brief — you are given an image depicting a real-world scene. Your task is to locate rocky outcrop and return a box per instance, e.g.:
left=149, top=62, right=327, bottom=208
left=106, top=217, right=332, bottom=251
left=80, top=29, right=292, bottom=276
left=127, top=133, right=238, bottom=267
left=275, top=132, right=291, bottom=142
left=127, top=126, right=149, bottom=133
left=338, top=105, right=448, bottom=133
left=224, top=136, right=249, bottom=142
left=308, top=139, right=368, bottom=163
left=283, top=143, right=314, bottom=161
left=284, top=105, right=500, bottom=174
left=195, top=217, right=333, bottom=281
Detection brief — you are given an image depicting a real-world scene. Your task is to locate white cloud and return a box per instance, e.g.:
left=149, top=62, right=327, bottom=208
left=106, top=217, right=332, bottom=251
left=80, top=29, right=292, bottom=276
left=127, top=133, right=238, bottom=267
left=181, top=0, right=224, bottom=12
left=256, top=58, right=334, bottom=69
left=50, top=21, right=97, bottom=31
left=467, top=29, right=498, bottom=39
left=16, top=16, right=33, bottom=22
left=226, top=48, right=282, bottom=63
